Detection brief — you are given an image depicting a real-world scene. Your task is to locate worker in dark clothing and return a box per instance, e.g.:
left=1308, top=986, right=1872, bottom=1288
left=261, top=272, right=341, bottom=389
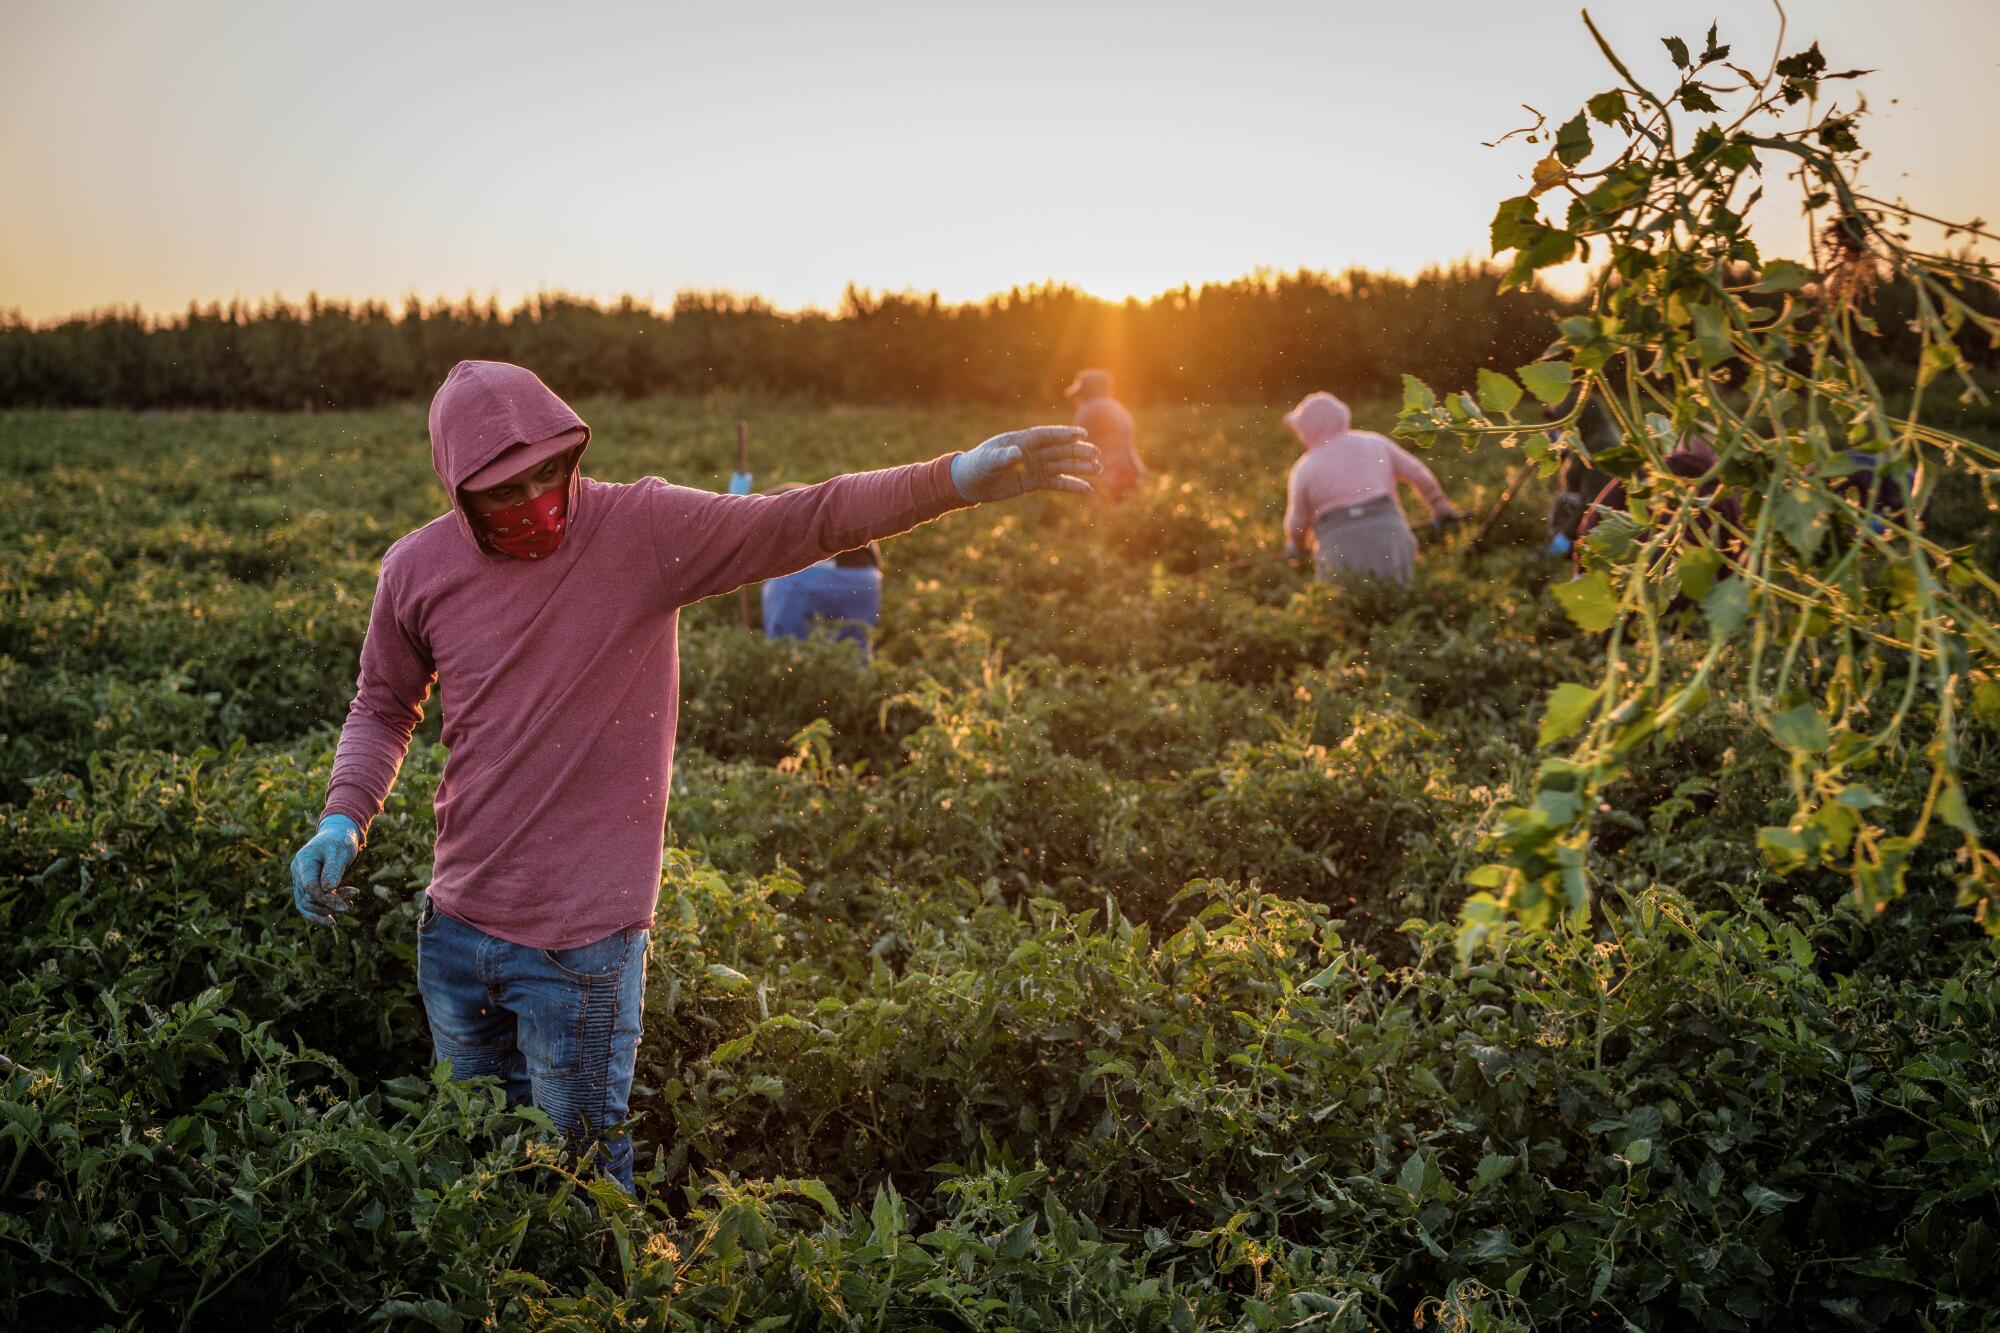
left=1575, top=435, right=1744, bottom=622
left=1830, top=449, right=1909, bottom=529
left=1542, top=389, right=1620, bottom=557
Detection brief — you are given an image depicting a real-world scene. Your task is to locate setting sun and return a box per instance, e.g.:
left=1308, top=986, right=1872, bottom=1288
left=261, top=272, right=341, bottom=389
left=5, top=1, right=1993, bottom=321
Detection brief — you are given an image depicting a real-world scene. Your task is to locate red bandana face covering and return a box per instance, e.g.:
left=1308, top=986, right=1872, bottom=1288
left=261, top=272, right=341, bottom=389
left=475, top=479, right=570, bottom=560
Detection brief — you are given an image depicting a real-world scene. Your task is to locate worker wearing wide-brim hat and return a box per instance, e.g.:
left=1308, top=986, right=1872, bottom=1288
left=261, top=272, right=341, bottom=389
left=1066, top=369, right=1145, bottom=505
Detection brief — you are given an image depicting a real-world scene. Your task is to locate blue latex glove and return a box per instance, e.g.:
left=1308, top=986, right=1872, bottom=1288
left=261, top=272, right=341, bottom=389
left=949, top=427, right=1099, bottom=503
left=1545, top=533, right=1574, bottom=557
left=727, top=472, right=753, bottom=495
left=291, top=814, right=362, bottom=925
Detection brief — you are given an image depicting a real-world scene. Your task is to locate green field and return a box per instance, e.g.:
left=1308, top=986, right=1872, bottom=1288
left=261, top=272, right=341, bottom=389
left=4, top=398, right=1998, bottom=1329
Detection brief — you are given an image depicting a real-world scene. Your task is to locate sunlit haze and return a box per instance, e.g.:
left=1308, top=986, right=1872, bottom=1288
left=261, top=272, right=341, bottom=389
left=4, top=0, right=1996, bottom=321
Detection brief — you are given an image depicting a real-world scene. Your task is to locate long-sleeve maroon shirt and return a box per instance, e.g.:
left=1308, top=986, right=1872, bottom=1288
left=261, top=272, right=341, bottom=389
left=324, top=361, right=969, bottom=948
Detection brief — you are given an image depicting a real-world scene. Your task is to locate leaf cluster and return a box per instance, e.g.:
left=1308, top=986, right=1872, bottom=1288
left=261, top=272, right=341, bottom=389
left=1394, top=15, right=2000, bottom=948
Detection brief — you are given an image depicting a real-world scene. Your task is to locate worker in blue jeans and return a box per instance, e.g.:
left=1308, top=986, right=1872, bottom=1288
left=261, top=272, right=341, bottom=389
left=414, top=898, right=648, bottom=1186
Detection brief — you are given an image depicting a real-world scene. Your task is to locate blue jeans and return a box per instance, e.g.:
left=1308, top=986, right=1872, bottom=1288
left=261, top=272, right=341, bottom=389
left=415, top=899, right=649, bottom=1190
left=762, top=563, right=881, bottom=659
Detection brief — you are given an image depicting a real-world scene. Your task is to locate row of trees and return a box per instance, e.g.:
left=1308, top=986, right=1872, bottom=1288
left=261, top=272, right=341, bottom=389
left=0, top=265, right=1566, bottom=410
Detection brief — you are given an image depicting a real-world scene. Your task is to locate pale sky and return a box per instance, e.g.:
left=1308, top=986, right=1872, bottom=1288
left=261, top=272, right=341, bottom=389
left=3, top=0, right=1996, bottom=321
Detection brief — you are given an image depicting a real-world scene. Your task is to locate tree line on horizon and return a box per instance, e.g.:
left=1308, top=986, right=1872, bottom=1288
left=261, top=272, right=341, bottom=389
left=2, top=261, right=1988, bottom=413
left=0, top=265, right=1568, bottom=411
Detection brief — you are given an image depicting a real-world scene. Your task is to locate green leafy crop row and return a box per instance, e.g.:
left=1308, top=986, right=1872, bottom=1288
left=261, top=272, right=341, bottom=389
left=3, top=374, right=1996, bottom=1328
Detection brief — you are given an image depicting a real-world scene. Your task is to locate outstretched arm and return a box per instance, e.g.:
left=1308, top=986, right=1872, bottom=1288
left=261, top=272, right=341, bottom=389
left=653, top=428, right=1097, bottom=606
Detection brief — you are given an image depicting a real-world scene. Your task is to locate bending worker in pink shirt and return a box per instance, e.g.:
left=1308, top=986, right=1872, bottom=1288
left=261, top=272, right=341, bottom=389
left=287, top=360, right=1099, bottom=1189
left=1281, top=391, right=1460, bottom=585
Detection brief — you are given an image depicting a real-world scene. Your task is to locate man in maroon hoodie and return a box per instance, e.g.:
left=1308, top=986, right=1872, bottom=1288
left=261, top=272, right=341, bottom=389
left=288, top=360, right=1098, bottom=1188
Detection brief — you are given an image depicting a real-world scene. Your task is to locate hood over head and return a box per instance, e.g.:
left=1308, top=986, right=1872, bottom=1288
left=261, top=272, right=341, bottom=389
left=1283, top=391, right=1353, bottom=448
left=1065, top=368, right=1114, bottom=401
left=428, top=360, right=591, bottom=555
